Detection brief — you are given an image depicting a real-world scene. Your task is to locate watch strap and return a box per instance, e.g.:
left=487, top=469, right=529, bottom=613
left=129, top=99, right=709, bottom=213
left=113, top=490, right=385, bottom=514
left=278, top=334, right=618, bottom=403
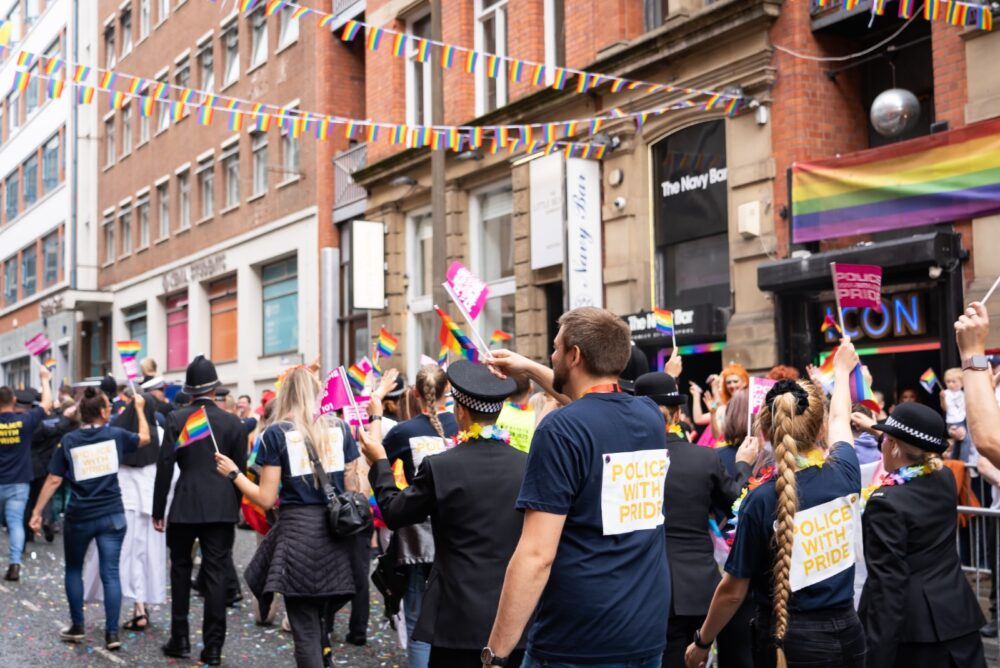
left=963, top=355, right=989, bottom=371
left=693, top=628, right=712, bottom=649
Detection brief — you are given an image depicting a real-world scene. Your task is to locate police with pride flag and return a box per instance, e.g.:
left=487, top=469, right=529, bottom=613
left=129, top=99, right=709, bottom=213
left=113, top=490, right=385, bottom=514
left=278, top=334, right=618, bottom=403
left=152, top=354, right=247, bottom=666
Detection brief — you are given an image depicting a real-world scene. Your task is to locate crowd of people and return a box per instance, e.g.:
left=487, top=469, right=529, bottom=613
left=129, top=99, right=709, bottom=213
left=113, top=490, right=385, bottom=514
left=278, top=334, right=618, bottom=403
left=0, top=301, right=999, bottom=668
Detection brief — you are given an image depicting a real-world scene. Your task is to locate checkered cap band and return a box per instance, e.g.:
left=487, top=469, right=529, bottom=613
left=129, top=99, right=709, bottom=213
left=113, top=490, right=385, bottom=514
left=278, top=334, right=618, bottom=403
left=885, top=416, right=941, bottom=447
left=451, top=386, right=504, bottom=414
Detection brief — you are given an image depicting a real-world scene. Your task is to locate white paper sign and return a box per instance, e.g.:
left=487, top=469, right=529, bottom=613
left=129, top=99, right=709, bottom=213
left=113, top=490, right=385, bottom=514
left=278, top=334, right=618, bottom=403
left=286, top=429, right=345, bottom=478
left=410, top=436, right=447, bottom=469
left=600, top=449, right=668, bottom=536
left=70, top=440, right=119, bottom=482
left=790, top=493, right=861, bottom=592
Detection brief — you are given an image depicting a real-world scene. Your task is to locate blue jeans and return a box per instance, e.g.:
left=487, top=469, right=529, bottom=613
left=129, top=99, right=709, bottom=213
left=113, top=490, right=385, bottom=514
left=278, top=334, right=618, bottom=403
left=64, top=512, right=127, bottom=633
left=522, top=654, right=661, bottom=668
left=0, top=483, right=29, bottom=564
left=404, top=565, right=430, bottom=668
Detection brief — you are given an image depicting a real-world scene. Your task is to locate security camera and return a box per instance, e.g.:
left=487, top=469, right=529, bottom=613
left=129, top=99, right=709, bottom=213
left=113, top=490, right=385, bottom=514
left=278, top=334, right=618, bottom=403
left=928, top=265, right=943, bottom=279
left=613, top=197, right=626, bottom=210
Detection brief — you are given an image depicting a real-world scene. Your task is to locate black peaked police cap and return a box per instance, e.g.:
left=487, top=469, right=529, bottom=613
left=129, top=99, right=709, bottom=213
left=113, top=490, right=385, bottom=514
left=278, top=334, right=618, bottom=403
left=634, top=372, right=688, bottom=407
left=872, top=402, right=947, bottom=454
left=446, top=360, right=517, bottom=415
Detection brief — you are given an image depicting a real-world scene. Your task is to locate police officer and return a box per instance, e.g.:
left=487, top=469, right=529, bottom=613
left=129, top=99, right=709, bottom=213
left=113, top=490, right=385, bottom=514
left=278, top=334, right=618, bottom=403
left=152, top=355, right=246, bottom=666
left=359, top=360, right=528, bottom=668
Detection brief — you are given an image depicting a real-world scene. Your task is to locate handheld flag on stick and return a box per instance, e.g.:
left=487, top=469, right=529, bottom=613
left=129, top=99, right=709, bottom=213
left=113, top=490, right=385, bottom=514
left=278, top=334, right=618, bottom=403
left=116, top=340, right=143, bottom=391
left=831, top=263, right=883, bottom=334
left=435, top=307, right=479, bottom=362
left=849, top=363, right=879, bottom=413
left=376, top=327, right=398, bottom=357
left=176, top=406, right=217, bottom=452
left=25, top=332, right=51, bottom=356
left=654, top=308, right=676, bottom=347
left=441, top=262, right=492, bottom=358
left=489, top=329, right=513, bottom=347
left=317, top=367, right=354, bottom=416
left=42, top=358, right=57, bottom=370
left=347, top=357, right=374, bottom=391
left=821, top=313, right=842, bottom=338
left=816, top=353, right=836, bottom=394
left=919, top=368, right=939, bottom=393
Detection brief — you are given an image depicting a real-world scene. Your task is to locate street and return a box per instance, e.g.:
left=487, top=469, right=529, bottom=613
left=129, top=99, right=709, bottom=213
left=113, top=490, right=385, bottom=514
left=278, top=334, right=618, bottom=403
left=0, top=527, right=407, bottom=667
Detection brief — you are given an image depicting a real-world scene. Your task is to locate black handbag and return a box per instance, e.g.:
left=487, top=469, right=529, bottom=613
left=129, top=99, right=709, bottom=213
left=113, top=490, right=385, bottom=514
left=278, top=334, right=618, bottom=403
left=302, top=435, right=372, bottom=537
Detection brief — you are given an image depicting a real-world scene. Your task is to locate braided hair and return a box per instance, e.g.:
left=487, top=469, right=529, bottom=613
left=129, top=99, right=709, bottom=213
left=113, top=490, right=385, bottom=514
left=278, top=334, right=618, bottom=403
left=754, top=380, right=826, bottom=668
left=415, top=365, right=448, bottom=439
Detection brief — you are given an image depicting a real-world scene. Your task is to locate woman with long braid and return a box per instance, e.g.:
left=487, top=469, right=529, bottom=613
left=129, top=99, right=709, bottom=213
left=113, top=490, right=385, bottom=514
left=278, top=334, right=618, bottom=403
left=379, top=364, right=458, bottom=668
left=685, top=341, right=865, bottom=668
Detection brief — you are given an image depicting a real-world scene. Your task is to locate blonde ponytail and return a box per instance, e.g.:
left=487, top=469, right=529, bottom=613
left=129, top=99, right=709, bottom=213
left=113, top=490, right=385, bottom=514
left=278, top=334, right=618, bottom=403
left=416, top=365, right=448, bottom=439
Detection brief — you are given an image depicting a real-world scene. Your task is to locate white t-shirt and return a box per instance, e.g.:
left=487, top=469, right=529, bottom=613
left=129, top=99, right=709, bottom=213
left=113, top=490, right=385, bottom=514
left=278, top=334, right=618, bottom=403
left=943, top=388, right=966, bottom=423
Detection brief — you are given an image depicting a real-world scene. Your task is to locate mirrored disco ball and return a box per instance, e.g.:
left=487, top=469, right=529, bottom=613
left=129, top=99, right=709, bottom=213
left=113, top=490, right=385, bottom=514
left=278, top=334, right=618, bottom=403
left=870, top=88, right=920, bottom=138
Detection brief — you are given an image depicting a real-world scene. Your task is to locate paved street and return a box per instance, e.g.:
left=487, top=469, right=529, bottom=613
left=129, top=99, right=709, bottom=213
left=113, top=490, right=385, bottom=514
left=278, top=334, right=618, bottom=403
left=0, top=527, right=407, bottom=667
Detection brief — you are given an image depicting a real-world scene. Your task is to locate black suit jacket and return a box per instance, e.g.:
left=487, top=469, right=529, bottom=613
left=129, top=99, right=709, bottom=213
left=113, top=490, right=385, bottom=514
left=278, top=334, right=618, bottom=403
left=859, top=467, right=985, bottom=667
left=663, top=432, right=751, bottom=616
left=152, top=398, right=246, bottom=523
left=370, top=438, right=527, bottom=649
left=112, top=392, right=161, bottom=468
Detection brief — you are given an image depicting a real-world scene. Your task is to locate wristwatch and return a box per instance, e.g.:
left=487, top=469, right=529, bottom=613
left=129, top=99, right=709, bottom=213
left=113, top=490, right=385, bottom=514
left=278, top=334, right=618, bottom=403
left=227, top=470, right=239, bottom=482
left=693, top=629, right=713, bottom=650
left=963, top=354, right=990, bottom=371
left=368, top=415, right=382, bottom=423
left=480, top=647, right=508, bottom=666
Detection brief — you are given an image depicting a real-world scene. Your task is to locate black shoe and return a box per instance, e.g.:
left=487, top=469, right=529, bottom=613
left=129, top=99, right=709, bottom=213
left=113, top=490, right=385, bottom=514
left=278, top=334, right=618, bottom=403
left=4, top=564, right=20, bottom=581
left=981, top=619, right=998, bottom=637
left=345, top=633, right=367, bottom=646
left=226, top=593, right=243, bottom=608
left=105, top=631, right=121, bottom=651
left=43, top=524, right=54, bottom=543
left=200, top=646, right=222, bottom=666
left=161, top=636, right=191, bottom=658
left=59, top=623, right=85, bottom=643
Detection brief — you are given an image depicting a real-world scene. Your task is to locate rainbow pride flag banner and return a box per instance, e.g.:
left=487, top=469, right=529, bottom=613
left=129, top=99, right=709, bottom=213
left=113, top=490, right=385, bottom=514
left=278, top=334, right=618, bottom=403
left=791, top=116, right=1000, bottom=243
left=376, top=327, right=398, bottom=357
left=116, top=340, right=142, bottom=381
left=177, top=406, right=213, bottom=450
left=919, top=368, right=939, bottom=393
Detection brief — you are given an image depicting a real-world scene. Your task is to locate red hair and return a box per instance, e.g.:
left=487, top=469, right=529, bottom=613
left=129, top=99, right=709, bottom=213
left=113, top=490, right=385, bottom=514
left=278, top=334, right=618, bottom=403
left=720, top=364, right=749, bottom=404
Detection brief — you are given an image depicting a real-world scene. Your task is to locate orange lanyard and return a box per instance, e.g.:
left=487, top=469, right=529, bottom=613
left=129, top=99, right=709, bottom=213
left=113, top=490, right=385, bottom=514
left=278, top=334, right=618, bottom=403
left=583, top=383, right=621, bottom=395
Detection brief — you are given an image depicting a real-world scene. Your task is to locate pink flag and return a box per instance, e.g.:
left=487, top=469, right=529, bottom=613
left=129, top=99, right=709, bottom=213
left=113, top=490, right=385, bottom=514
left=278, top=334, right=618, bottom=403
left=25, top=332, right=51, bottom=356
left=746, top=377, right=777, bottom=437
left=317, top=367, right=354, bottom=416
left=122, top=357, right=141, bottom=381
left=343, top=401, right=370, bottom=427
left=445, top=261, right=489, bottom=320
left=832, top=263, right=883, bottom=312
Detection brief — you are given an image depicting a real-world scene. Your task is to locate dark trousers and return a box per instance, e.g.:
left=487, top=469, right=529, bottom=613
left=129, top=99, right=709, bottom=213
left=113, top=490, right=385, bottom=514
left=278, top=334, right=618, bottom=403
left=751, top=606, right=866, bottom=668
left=429, top=646, right=524, bottom=668
left=664, top=601, right=752, bottom=668
left=285, top=594, right=351, bottom=668
left=895, top=630, right=986, bottom=668
left=167, top=522, right=235, bottom=650
left=331, top=526, right=372, bottom=639
left=195, top=548, right=241, bottom=601
left=664, top=614, right=702, bottom=668
left=24, top=475, right=53, bottom=537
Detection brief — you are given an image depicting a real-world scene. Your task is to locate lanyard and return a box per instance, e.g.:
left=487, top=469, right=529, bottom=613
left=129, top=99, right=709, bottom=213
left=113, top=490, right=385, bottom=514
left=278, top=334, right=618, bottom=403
left=583, top=383, right=620, bottom=395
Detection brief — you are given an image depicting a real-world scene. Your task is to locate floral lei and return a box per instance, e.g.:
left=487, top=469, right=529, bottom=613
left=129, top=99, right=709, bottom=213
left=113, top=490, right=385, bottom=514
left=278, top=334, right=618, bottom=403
left=457, top=423, right=511, bottom=445
left=667, top=423, right=686, bottom=438
left=861, top=463, right=933, bottom=509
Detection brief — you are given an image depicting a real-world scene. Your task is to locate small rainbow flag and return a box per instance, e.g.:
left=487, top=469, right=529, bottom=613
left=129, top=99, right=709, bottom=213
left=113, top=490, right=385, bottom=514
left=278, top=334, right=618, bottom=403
left=73, top=65, right=91, bottom=83
left=919, top=368, right=939, bottom=393
left=366, top=27, right=383, bottom=51
left=13, top=70, right=31, bottom=93
left=415, top=38, right=430, bottom=63
left=43, top=358, right=57, bottom=370
left=821, top=313, right=842, bottom=336
left=849, top=363, right=879, bottom=413
left=465, top=50, right=478, bottom=73
left=116, top=340, right=142, bottom=358
left=177, top=406, right=212, bottom=449
left=436, top=307, right=478, bottom=361
left=654, top=308, right=674, bottom=336
left=77, top=86, right=95, bottom=104
left=198, top=95, right=215, bottom=125
left=342, top=20, right=362, bottom=41
left=898, top=0, right=914, bottom=17
left=391, top=33, right=407, bottom=57
left=46, top=79, right=64, bottom=99
left=816, top=352, right=836, bottom=394
left=490, top=329, right=513, bottom=346
left=440, top=44, right=455, bottom=68
left=347, top=362, right=368, bottom=391
left=377, top=327, right=398, bottom=357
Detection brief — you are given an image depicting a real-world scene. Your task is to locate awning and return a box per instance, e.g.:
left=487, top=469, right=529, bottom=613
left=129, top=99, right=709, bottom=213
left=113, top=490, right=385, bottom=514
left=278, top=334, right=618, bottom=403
left=791, top=116, right=1000, bottom=244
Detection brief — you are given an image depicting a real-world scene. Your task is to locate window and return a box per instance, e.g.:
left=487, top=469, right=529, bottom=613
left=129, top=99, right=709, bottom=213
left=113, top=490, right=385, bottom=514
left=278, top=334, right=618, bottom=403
left=139, top=0, right=150, bottom=38
left=42, top=231, right=59, bottom=287
left=104, top=24, right=116, bottom=69
left=121, top=103, right=133, bottom=155
left=24, top=65, right=38, bottom=116
left=103, top=213, right=115, bottom=262
left=120, top=8, right=133, bottom=57
left=475, top=188, right=514, bottom=282
left=198, top=42, right=214, bottom=93
left=157, top=182, right=169, bottom=237
left=5, top=171, right=18, bottom=221
left=21, top=245, right=35, bottom=298
left=42, top=135, right=59, bottom=192
left=156, top=77, right=169, bottom=132
left=174, top=57, right=190, bottom=118
left=223, top=147, right=239, bottom=207
left=137, top=198, right=150, bottom=247
left=406, top=15, right=432, bottom=127
left=3, top=257, right=16, bottom=305
left=249, top=7, right=268, bottom=69
left=157, top=0, right=169, bottom=24
left=119, top=206, right=132, bottom=255
left=166, top=293, right=189, bottom=371
left=7, top=91, right=19, bottom=135
left=282, top=118, right=299, bottom=177
left=251, top=131, right=267, bottom=195
left=178, top=171, right=190, bottom=229
left=22, top=154, right=37, bottom=208
left=278, top=5, right=299, bottom=48
left=262, top=256, right=297, bottom=354
left=124, top=305, right=147, bottom=359
left=105, top=117, right=115, bottom=166
left=5, top=4, right=21, bottom=45
left=410, top=212, right=433, bottom=298
left=406, top=211, right=435, bottom=377
left=24, top=0, right=39, bottom=26
left=475, top=0, right=508, bottom=114
left=198, top=159, right=214, bottom=218
left=222, top=23, right=239, bottom=86
left=209, top=276, right=238, bottom=362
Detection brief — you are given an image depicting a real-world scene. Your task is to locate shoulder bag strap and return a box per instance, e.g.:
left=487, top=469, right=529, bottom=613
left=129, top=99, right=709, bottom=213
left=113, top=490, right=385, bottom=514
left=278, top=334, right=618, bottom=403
left=301, top=437, right=339, bottom=502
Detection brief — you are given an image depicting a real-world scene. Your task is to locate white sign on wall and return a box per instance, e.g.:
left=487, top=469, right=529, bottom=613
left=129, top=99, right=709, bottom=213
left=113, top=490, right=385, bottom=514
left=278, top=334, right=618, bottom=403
left=351, top=220, right=385, bottom=310
left=529, top=153, right=565, bottom=270
left=566, top=158, right=603, bottom=309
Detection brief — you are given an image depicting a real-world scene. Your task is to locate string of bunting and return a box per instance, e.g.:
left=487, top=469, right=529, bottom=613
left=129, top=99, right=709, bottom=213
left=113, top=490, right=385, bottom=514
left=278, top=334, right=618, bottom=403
left=815, top=0, right=994, bottom=30
left=224, top=0, right=748, bottom=102
left=1, top=42, right=742, bottom=158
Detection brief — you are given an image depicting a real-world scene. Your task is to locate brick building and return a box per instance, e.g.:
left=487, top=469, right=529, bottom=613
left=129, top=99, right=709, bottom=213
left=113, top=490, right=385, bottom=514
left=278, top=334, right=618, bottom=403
left=347, top=0, right=999, bottom=402
left=93, top=0, right=364, bottom=395
left=0, top=0, right=100, bottom=390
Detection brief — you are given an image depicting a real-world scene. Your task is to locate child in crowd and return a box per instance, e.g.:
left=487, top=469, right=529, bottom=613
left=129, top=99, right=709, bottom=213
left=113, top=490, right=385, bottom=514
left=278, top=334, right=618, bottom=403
left=940, top=367, right=972, bottom=462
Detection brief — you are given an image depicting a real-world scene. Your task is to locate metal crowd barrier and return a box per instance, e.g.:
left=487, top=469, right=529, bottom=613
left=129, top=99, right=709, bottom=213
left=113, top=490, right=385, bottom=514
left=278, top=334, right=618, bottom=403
left=956, top=504, right=999, bottom=664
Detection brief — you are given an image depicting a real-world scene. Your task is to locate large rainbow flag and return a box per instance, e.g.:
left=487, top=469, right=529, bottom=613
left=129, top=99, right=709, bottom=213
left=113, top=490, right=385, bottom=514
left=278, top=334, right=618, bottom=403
left=791, top=116, right=1000, bottom=243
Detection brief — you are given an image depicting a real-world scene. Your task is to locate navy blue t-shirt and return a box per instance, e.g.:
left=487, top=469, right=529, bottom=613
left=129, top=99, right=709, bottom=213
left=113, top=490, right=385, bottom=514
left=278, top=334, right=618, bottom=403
left=0, top=407, right=46, bottom=484
left=49, top=425, right=140, bottom=522
left=257, top=419, right=359, bottom=506
left=382, top=413, right=458, bottom=484
left=517, top=392, right=670, bottom=663
left=725, top=441, right=861, bottom=611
